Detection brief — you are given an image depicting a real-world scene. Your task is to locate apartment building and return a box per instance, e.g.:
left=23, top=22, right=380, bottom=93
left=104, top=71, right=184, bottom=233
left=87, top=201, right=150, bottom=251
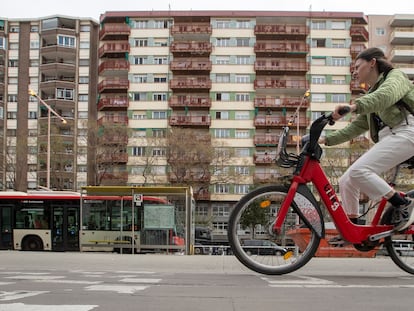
left=0, top=16, right=99, bottom=191
left=97, top=10, right=368, bottom=239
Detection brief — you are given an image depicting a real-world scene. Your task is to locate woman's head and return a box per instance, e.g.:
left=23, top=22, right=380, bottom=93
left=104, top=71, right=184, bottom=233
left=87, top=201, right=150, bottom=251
left=354, top=47, right=394, bottom=84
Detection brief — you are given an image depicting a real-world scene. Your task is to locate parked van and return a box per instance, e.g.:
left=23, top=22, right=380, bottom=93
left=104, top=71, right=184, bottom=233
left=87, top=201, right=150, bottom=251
left=242, top=239, right=287, bottom=256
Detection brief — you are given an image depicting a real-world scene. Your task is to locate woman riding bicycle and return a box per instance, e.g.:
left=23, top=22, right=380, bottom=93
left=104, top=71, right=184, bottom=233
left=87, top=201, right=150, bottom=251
left=320, top=47, right=414, bottom=234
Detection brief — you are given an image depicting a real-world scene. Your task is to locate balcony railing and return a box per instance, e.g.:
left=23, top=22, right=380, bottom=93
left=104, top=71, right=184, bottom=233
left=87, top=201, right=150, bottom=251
left=350, top=25, right=369, bottom=42
left=254, top=116, right=308, bottom=127
left=170, top=41, right=212, bottom=54
left=169, top=115, right=211, bottom=127
left=99, top=172, right=128, bottom=185
left=169, top=77, right=212, bottom=90
left=98, top=79, right=129, bottom=93
left=168, top=172, right=211, bottom=182
left=254, top=41, right=309, bottom=55
left=99, top=23, right=130, bottom=40
left=98, top=153, right=128, bottom=164
left=169, top=95, right=211, bottom=108
left=255, top=24, right=309, bottom=37
left=254, top=97, right=309, bottom=108
left=98, top=41, right=130, bottom=57
left=254, top=78, right=308, bottom=90
left=254, top=59, right=309, bottom=73
left=254, top=134, right=298, bottom=146
left=170, top=60, right=212, bottom=71
left=99, top=59, right=130, bottom=74
left=98, top=97, right=129, bottom=111
left=97, top=115, right=128, bottom=126
left=171, top=24, right=212, bottom=34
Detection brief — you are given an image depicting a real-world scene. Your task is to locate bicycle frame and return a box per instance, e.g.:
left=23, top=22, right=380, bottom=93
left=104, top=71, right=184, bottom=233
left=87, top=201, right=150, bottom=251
left=273, top=155, right=396, bottom=244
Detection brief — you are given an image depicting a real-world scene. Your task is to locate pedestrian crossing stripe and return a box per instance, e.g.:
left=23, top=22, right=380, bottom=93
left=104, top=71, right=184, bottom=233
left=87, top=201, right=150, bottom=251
left=0, top=303, right=98, bottom=310
left=0, top=291, right=49, bottom=301
left=85, top=284, right=148, bottom=294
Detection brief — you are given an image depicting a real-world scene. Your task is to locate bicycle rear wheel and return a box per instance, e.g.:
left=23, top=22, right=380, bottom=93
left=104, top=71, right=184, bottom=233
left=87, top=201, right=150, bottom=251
left=228, top=185, right=323, bottom=275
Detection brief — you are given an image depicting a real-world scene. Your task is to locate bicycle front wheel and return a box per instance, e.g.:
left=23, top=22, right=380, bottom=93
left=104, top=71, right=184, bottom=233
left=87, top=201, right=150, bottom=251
left=228, top=185, right=323, bottom=275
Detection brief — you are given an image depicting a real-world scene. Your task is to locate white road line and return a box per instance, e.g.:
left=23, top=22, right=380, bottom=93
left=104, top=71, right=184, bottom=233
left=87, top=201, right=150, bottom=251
left=0, top=282, right=14, bottom=286
left=5, top=276, right=64, bottom=280
left=0, top=303, right=98, bottom=310
left=119, top=278, right=161, bottom=283
left=34, top=280, right=102, bottom=285
left=85, top=285, right=149, bottom=294
left=0, top=291, right=49, bottom=301
left=262, top=275, right=334, bottom=285
left=268, top=284, right=414, bottom=288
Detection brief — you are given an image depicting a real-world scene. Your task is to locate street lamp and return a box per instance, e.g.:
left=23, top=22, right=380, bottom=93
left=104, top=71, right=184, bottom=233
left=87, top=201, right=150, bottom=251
left=29, top=89, right=67, bottom=189
left=288, top=90, right=310, bottom=154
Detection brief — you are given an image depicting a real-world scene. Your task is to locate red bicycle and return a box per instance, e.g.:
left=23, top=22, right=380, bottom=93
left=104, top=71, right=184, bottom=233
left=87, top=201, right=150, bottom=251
left=228, top=108, right=414, bottom=275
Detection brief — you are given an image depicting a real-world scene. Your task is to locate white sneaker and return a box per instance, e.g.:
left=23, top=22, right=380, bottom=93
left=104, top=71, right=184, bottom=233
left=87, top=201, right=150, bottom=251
left=393, top=199, right=414, bottom=231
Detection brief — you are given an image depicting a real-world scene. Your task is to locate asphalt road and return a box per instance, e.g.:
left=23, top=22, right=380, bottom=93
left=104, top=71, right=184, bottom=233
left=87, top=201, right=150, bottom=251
left=0, top=251, right=413, bottom=311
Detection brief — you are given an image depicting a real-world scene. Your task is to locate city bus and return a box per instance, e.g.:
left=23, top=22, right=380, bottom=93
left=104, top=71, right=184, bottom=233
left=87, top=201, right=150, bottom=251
left=0, top=191, right=184, bottom=252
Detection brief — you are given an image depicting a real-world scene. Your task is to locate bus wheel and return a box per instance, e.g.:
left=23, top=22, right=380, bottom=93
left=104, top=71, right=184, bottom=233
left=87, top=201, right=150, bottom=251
left=22, top=235, right=43, bottom=251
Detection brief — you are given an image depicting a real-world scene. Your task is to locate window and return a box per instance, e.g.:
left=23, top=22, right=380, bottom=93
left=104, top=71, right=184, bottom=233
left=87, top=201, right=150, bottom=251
left=133, top=56, right=148, bottom=65
left=10, top=26, right=19, bottom=33
left=57, top=35, right=75, bottom=48
left=236, top=38, right=249, bottom=47
left=154, top=57, right=167, bottom=65
left=152, top=111, right=166, bottom=119
left=78, top=111, right=88, bottom=118
left=236, top=20, right=250, bottom=29
left=235, top=75, right=250, bottom=83
left=235, top=166, right=250, bottom=175
left=216, top=93, right=230, bottom=101
left=132, top=74, right=147, bottom=83
left=312, top=57, right=326, bottom=66
left=216, top=74, right=230, bottom=83
left=215, top=111, right=229, bottom=120
left=8, top=95, right=18, bottom=102
left=30, top=59, right=39, bottom=67
left=216, top=20, right=231, bottom=29
left=131, top=92, right=147, bottom=101
left=216, top=56, right=230, bottom=65
left=9, top=43, right=18, bottom=50
left=132, top=112, right=146, bottom=120
left=78, top=94, right=88, bottom=101
left=133, top=20, right=148, bottom=29
left=30, top=25, right=39, bottom=32
left=79, top=76, right=89, bottom=84
left=332, top=94, right=347, bottom=103
left=154, top=20, right=170, bottom=29
left=132, top=147, right=145, bottom=156
left=332, top=57, right=346, bottom=66
left=152, top=148, right=165, bottom=157
left=235, top=130, right=250, bottom=138
left=311, top=111, right=323, bottom=121
left=214, top=184, right=230, bottom=194
left=235, top=111, right=250, bottom=119
left=311, top=21, right=326, bottom=30
left=79, top=59, right=89, bottom=66
left=235, top=184, right=250, bottom=194
left=134, top=39, right=148, bottom=47
left=56, top=88, right=74, bottom=100
left=331, top=21, right=346, bottom=30
left=376, top=27, right=386, bottom=36
left=311, top=38, right=326, bottom=48
left=235, top=93, right=250, bottom=101
left=0, top=37, right=5, bottom=49
left=312, top=93, right=326, bottom=103
left=234, top=148, right=250, bottom=157
left=214, top=129, right=230, bottom=138
left=28, top=111, right=37, bottom=119
left=213, top=205, right=229, bottom=216
left=153, top=93, right=167, bottom=101
left=236, top=56, right=250, bottom=65
left=7, top=112, right=17, bottom=119
left=331, top=39, right=346, bottom=48
left=154, top=76, right=167, bottom=83
left=8, top=78, right=18, bottom=84
left=9, top=59, right=18, bottom=67
left=332, top=76, right=346, bottom=85
left=152, top=129, right=166, bottom=138
left=312, top=75, right=326, bottom=84
left=80, top=25, right=90, bottom=32
left=216, top=38, right=230, bottom=47
left=79, top=41, right=90, bottom=49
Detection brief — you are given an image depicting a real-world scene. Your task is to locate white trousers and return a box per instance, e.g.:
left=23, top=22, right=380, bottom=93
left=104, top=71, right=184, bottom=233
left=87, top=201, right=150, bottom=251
left=339, top=115, right=414, bottom=216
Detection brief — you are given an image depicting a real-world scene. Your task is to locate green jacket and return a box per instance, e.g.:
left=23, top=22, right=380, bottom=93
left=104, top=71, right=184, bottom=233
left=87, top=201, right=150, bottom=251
left=326, top=68, right=414, bottom=145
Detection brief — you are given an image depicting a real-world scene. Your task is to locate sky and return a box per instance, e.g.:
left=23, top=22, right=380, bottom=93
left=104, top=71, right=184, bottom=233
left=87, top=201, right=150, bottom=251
left=3, top=0, right=414, bottom=21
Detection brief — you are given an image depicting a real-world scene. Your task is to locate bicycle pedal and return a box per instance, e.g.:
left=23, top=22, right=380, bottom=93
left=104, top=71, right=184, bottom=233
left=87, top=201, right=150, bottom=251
left=368, top=230, right=394, bottom=242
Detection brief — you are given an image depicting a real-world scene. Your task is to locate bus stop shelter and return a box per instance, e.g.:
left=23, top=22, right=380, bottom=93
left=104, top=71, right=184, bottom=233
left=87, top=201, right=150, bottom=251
left=80, top=186, right=195, bottom=255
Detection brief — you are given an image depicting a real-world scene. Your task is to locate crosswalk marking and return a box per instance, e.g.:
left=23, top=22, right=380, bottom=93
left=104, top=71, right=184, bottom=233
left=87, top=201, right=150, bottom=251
left=120, top=278, right=161, bottom=283
left=85, top=284, right=148, bottom=294
left=5, top=275, right=64, bottom=281
left=34, top=279, right=102, bottom=285
left=0, top=303, right=98, bottom=310
left=0, top=291, right=49, bottom=301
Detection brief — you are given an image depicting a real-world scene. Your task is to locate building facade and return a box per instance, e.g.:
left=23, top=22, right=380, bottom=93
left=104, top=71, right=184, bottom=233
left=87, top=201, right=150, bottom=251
left=0, top=16, right=99, bottom=191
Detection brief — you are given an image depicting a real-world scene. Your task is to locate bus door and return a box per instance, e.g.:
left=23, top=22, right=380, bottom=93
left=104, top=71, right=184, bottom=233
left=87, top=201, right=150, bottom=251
left=0, top=206, right=13, bottom=249
left=52, top=203, right=79, bottom=251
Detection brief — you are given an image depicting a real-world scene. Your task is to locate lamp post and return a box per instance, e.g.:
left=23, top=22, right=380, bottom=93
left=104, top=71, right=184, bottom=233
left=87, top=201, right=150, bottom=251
left=29, top=89, right=67, bottom=189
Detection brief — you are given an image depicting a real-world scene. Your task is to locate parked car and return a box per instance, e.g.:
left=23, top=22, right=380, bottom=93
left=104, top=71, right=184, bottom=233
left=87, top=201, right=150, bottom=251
left=242, top=239, right=287, bottom=256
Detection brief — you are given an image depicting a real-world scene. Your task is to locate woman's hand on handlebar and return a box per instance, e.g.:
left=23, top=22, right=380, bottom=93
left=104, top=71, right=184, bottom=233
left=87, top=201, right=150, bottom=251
left=331, top=104, right=355, bottom=120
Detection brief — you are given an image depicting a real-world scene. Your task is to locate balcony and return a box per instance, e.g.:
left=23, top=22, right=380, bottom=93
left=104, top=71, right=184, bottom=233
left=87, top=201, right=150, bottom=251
left=170, top=42, right=212, bottom=54
left=99, top=23, right=130, bottom=40
left=98, top=97, right=129, bottom=111
left=99, top=172, right=128, bottom=185
left=168, top=115, right=211, bottom=127
left=255, top=24, right=308, bottom=39
left=254, top=78, right=308, bottom=90
left=98, top=60, right=130, bottom=75
left=254, top=172, right=281, bottom=183
left=254, top=116, right=308, bottom=128
left=350, top=80, right=368, bottom=94
left=98, top=41, right=130, bottom=58
left=99, top=134, right=129, bottom=145
left=98, top=153, right=128, bottom=164
left=169, top=77, right=212, bottom=91
left=168, top=172, right=211, bottom=183
left=169, top=95, right=211, bottom=109
left=171, top=24, right=212, bottom=35
left=254, top=41, right=309, bottom=56
left=97, top=115, right=128, bottom=126
left=98, top=79, right=129, bottom=93
left=193, top=189, right=211, bottom=201
left=350, top=25, right=369, bottom=42
left=253, top=153, right=276, bottom=165
left=255, top=97, right=308, bottom=109
left=170, top=59, right=212, bottom=72
left=350, top=43, right=366, bottom=58
left=254, top=59, right=308, bottom=74
left=254, top=134, right=297, bottom=146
